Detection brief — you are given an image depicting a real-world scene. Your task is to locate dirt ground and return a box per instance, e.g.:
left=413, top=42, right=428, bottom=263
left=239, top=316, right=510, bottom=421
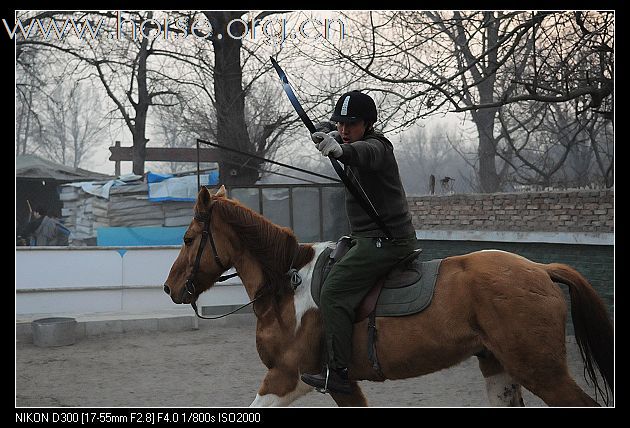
left=15, top=321, right=612, bottom=408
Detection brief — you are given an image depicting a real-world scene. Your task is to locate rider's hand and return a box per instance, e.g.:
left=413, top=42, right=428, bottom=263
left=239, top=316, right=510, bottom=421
left=311, top=131, right=343, bottom=158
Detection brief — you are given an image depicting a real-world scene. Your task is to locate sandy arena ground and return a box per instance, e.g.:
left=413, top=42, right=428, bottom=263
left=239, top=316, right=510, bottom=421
left=15, top=319, right=612, bottom=408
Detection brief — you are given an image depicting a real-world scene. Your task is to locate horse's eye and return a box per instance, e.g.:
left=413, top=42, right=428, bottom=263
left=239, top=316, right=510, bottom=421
left=183, top=237, right=193, bottom=246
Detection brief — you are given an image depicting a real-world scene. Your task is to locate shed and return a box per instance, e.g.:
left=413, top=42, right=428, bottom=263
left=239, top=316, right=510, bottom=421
left=16, top=154, right=113, bottom=226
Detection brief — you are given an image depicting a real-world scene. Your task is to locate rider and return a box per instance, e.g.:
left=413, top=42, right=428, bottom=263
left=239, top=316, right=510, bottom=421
left=301, top=90, right=416, bottom=394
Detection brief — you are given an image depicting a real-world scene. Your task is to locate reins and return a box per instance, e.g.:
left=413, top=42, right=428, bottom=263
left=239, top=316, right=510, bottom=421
left=191, top=296, right=259, bottom=320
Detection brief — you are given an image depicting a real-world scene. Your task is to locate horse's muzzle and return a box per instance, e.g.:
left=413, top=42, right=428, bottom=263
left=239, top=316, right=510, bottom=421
left=163, top=283, right=191, bottom=304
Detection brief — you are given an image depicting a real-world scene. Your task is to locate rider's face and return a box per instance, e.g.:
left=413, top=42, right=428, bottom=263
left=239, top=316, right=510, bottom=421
left=337, top=120, right=368, bottom=144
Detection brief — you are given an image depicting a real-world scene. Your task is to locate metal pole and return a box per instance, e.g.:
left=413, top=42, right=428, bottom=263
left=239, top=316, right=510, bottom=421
left=197, top=138, right=340, bottom=183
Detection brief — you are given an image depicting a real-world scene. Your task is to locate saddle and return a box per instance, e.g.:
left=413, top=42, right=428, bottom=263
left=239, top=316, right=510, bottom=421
left=310, top=236, right=443, bottom=378
left=311, top=236, right=442, bottom=321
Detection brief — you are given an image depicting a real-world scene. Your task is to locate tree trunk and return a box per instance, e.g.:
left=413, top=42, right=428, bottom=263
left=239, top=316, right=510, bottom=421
left=207, top=11, right=260, bottom=186
left=132, top=32, right=151, bottom=176
left=20, top=90, right=32, bottom=156
left=472, top=108, right=501, bottom=192
left=451, top=12, right=502, bottom=193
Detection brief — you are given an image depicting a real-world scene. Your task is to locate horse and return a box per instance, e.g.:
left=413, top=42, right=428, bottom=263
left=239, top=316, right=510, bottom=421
left=163, top=185, right=613, bottom=407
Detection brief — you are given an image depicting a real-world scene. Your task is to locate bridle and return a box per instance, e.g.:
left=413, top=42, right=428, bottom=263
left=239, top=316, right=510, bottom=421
left=183, top=202, right=240, bottom=319
left=185, top=203, right=234, bottom=295
left=179, top=201, right=302, bottom=320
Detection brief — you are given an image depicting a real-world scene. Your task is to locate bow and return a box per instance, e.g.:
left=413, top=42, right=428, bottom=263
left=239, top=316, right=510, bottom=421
left=270, top=57, right=393, bottom=239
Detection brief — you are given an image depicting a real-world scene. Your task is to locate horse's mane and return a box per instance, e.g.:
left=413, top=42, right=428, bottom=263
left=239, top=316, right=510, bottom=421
left=210, top=196, right=315, bottom=300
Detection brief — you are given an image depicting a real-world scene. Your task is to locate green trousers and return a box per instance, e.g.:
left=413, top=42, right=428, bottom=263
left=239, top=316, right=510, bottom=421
left=320, top=234, right=417, bottom=369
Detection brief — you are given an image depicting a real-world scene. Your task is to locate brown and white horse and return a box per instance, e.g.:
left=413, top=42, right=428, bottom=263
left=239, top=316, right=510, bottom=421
left=163, top=186, right=613, bottom=407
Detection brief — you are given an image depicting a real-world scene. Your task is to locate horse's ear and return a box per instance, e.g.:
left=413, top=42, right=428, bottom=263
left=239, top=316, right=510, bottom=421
left=197, top=186, right=211, bottom=209
left=215, top=185, right=227, bottom=198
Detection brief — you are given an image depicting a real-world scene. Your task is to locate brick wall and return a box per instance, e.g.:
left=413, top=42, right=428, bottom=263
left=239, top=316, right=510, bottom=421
left=408, top=189, right=615, bottom=332
left=408, top=189, right=613, bottom=233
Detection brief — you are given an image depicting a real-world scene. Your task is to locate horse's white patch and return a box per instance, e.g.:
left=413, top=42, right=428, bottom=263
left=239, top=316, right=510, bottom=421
left=250, top=381, right=313, bottom=407
left=485, top=372, right=524, bottom=406
left=293, top=242, right=330, bottom=334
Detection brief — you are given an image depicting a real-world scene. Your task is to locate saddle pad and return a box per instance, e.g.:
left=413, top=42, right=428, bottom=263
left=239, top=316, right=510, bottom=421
left=375, top=258, right=441, bottom=317
left=310, top=247, right=442, bottom=317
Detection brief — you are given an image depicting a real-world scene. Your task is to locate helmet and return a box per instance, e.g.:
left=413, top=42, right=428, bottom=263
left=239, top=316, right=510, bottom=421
left=330, top=90, right=377, bottom=123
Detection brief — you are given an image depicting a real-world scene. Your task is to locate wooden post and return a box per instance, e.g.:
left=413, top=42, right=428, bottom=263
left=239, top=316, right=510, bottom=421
left=109, top=145, right=221, bottom=163
left=114, top=141, right=121, bottom=177
left=196, top=139, right=200, bottom=191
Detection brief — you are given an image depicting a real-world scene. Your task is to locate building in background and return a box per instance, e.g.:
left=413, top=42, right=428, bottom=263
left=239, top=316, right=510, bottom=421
left=16, top=154, right=113, bottom=233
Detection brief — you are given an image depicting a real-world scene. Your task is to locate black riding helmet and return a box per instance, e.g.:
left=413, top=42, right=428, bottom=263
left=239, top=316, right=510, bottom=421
left=330, top=90, right=377, bottom=123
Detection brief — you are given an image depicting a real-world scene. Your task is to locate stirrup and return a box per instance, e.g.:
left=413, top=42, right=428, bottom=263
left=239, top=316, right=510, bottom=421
left=315, top=366, right=330, bottom=394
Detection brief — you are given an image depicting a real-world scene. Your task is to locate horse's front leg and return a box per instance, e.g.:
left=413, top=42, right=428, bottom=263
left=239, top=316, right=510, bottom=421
left=250, top=368, right=312, bottom=407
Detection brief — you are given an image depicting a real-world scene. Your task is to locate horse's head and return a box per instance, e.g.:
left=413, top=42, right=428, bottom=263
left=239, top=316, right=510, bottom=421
left=163, top=185, right=234, bottom=304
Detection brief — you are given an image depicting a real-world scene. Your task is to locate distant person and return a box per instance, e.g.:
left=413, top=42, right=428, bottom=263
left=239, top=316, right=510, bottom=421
left=440, top=176, right=455, bottom=193
left=18, top=206, right=45, bottom=245
left=21, top=206, right=67, bottom=246
left=33, top=206, right=57, bottom=245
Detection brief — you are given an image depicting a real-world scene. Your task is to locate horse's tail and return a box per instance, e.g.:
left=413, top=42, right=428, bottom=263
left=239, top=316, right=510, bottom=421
left=545, top=263, right=613, bottom=404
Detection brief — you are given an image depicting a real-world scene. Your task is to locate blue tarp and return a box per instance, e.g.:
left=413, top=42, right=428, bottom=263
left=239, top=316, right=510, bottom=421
left=97, top=227, right=186, bottom=246
left=147, top=171, right=219, bottom=201
left=146, top=172, right=173, bottom=183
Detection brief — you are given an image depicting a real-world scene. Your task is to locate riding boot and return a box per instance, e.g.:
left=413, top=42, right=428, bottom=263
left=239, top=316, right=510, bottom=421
left=301, top=366, right=352, bottom=394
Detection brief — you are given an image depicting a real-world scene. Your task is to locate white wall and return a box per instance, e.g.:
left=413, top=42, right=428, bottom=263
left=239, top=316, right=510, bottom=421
left=15, top=246, right=248, bottom=316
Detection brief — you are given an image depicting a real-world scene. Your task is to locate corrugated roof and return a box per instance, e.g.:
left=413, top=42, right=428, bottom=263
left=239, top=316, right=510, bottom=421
left=16, top=154, right=113, bottom=181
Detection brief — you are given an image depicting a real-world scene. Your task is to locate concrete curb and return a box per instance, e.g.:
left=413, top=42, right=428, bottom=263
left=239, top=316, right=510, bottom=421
left=16, top=307, right=257, bottom=343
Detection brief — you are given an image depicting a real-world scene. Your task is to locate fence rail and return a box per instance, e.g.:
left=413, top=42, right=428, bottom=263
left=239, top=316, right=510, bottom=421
left=226, top=183, right=348, bottom=242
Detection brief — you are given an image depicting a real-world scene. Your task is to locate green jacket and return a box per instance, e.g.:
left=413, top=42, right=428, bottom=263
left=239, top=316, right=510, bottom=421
left=337, top=130, right=415, bottom=239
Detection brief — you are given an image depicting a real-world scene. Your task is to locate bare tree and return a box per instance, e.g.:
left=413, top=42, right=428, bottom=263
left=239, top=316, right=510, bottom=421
left=496, top=100, right=613, bottom=189
left=149, top=11, right=302, bottom=182
left=319, top=11, right=613, bottom=192
left=16, top=47, right=49, bottom=156
left=197, top=11, right=307, bottom=185
left=16, top=40, right=106, bottom=167
left=148, top=10, right=301, bottom=184
left=16, top=76, right=39, bottom=156
left=65, top=82, right=108, bottom=168
left=396, top=120, right=474, bottom=195
left=497, top=102, right=579, bottom=188
left=14, top=10, right=612, bottom=190
left=15, top=10, right=305, bottom=183
left=15, top=11, right=181, bottom=174
left=91, top=11, right=178, bottom=175
left=586, top=117, right=614, bottom=188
